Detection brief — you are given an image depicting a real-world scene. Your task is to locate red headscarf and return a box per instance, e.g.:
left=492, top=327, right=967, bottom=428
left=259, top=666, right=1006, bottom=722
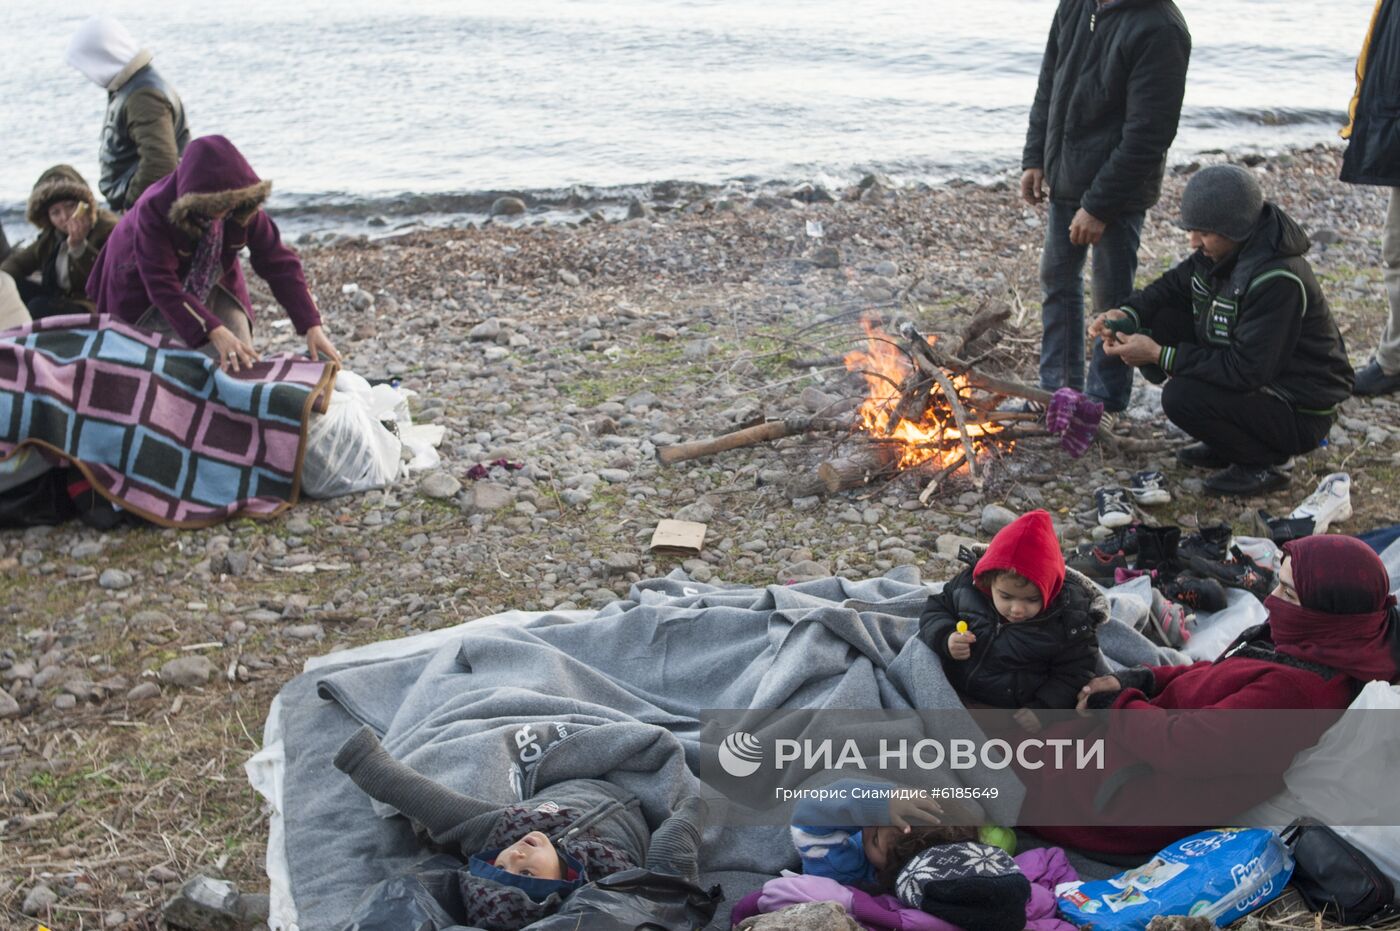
left=1266, top=535, right=1398, bottom=682
left=974, top=509, right=1066, bottom=607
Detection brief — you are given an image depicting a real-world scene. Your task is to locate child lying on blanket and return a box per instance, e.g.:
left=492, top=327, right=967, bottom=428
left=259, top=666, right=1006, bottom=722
left=334, top=725, right=707, bottom=931
left=918, top=509, right=1108, bottom=730
left=791, top=777, right=981, bottom=891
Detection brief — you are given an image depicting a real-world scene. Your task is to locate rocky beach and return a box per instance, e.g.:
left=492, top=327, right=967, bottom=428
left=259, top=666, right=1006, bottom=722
left=3, top=144, right=1400, bottom=928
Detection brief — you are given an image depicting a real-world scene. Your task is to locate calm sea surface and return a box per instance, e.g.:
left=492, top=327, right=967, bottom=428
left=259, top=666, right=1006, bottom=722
left=0, top=0, right=1377, bottom=232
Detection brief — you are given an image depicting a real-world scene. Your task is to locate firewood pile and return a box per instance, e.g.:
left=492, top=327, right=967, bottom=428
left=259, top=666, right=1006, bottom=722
left=656, top=311, right=1164, bottom=505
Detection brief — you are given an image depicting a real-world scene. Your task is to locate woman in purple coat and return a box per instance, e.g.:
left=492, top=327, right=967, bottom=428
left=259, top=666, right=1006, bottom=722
left=88, top=134, right=339, bottom=371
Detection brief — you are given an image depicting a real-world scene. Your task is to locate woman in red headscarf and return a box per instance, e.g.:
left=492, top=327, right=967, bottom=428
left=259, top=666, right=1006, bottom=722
left=1018, top=534, right=1397, bottom=856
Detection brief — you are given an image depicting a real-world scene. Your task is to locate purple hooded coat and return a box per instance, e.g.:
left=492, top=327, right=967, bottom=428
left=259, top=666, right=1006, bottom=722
left=87, top=134, right=321, bottom=348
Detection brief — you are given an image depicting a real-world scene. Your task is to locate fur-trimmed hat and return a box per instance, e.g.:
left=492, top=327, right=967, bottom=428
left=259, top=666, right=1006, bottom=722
left=166, top=135, right=273, bottom=239
left=26, top=165, right=98, bottom=229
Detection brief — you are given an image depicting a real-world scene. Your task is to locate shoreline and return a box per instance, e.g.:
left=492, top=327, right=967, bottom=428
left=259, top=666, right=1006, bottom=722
left=0, top=140, right=1353, bottom=246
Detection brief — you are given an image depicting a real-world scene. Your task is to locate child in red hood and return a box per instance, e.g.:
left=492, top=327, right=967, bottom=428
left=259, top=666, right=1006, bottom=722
left=919, top=510, right=1108, bottom=726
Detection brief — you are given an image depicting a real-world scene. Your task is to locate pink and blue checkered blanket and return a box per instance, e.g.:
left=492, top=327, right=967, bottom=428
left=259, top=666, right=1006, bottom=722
left=0, top=315, right=336, bottom=527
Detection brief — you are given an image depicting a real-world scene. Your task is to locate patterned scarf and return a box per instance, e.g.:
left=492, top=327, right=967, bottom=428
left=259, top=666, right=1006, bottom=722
left=182, top=216, right=224, bottom=303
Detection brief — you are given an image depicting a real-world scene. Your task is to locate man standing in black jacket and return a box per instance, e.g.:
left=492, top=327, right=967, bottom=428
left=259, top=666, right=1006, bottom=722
left=1341, top=0, right=1400, bottom=396
left=1093, top=167, right=1354, bottom=497
left=1022, top=0, right=1191, bottom=415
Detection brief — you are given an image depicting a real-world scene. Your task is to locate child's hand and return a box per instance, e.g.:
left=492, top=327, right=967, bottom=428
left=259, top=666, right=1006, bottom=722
left=889, top=794, right=943, bottom=831
left=946, top=630, right=977, bottom=660
left=1013, top=708, right=1042, bottom=734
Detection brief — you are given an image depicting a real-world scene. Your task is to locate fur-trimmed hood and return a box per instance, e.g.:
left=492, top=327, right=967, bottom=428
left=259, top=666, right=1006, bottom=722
left=166, top=136, right=273, bottom=239
left=26, top=165, right=99, bottom=229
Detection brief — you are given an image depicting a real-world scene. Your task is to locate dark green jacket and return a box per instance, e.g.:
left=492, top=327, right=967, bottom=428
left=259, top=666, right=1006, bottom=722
left=0, top=165, right=118, bottom=308
left=1023, top=0, right=1191, bottom=220
left=1120, top=203, right=1354, bottom=414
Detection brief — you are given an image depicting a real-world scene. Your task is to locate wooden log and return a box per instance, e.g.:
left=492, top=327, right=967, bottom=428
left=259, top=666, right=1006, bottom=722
left=925, top=364, right=982, bottom=488
left=817, top=446, right=901, bottom=493
left=897, top=321, right=1121, bottom=454
left=918, top=454, right=967, bottom=506
left=656, top=417, right=840, bottom=465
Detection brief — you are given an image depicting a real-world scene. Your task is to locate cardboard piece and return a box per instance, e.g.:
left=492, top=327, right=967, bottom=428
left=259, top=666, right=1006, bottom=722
left=649, top=519, right=708, bottom=556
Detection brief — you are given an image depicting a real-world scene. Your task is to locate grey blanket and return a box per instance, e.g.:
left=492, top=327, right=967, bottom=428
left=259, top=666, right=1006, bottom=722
left=275, top=568, right=1183, bottom=930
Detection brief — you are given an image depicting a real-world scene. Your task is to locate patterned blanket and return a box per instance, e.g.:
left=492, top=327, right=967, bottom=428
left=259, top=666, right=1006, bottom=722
left=0, top=314, right=336, bottom=527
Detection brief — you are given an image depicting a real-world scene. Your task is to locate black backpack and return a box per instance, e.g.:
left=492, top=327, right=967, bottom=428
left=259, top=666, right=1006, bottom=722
left=1283, top=819, right=1399, bottom=924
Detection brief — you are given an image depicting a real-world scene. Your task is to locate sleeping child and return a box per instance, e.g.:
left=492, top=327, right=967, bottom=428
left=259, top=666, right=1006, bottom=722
left=333, top=725, right=708, bottom=930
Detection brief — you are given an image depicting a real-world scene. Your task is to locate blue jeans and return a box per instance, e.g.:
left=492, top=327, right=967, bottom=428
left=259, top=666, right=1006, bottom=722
left=1038, top=200, right=1145, bottom=412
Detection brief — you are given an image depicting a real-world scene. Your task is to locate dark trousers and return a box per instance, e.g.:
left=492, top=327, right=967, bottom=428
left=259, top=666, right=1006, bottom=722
left=16, top=277, right=91, bottom=321
left=1161, top=376, right=1334, bottom=467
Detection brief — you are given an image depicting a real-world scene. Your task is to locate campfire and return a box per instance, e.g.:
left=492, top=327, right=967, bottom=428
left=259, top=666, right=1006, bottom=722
left=656, top=313, right=1135, bottom=504
left=843, top=317, right=1005, bottom=472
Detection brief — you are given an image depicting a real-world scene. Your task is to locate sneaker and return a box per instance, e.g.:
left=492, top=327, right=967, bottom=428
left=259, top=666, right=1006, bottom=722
left=1067, top=546, right=1130, bottom=583
left=1187, top=546, right=1276, bottom=601
left=1162, top=574, right=1229, bottom=613
left=1287, top=472, right=1352, bottom=533
left=1202, top=464, right=1290, bottom=497
left=1176, top=442, right=1230, bottom=470
left=1149, top=589, right=1195, bottom=648
left=1178, top=522, right=1232, bottom=564
left=1353, top=360, right=1400, bottom=397
left=1095, top=487, right=1133, bottom=529
left=1128, top=470, right=1171, bottom=506
left=1253, top=509, right=1315, bottom=545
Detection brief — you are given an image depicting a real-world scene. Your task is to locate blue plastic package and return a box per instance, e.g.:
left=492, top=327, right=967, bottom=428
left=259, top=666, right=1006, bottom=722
left=1056, top=829, right=1292, bottom=930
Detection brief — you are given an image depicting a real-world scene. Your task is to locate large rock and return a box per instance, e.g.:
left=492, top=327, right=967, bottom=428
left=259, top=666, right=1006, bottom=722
left=98, top=568, right=133, bottom=590
left=160, top=656, right=215, bottom=689
left=489, top=196, right=527, bottom=217
left=778, top=560, right=830, bottom=583
left=469, top=318, right=501, bottom=341
left=935, top=533, right=981, bottom=559
left=0, top=687, right=19, bottom=718
left=468, top=482, right=515, bottom=513
left=980, top=504, right=1018, bottom=535
left=21, top=883, right=57, bottom=916
left=420, top=472, right=462, bottom=499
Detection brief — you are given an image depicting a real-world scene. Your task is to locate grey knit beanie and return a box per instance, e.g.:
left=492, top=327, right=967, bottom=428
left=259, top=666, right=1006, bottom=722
left=1178, top=165, right=1263, bottom=241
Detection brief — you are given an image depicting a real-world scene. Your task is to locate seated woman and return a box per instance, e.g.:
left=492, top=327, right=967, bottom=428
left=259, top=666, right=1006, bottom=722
left=87, top=134, right=339, bottom=371
left=0, top=165, right=117, bottom=320
left=1022, top=534, right=1397, bottom=857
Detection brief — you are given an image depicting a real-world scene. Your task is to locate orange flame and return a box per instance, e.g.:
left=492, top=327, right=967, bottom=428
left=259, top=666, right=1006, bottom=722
left=842, top=318, right=1001, bottom=469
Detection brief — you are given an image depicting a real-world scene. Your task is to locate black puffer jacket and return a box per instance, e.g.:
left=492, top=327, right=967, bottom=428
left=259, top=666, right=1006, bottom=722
left=1341, top=0, right=1400, bottom=186
left=918, top=548, right=1109, bottom=709
left=1023, top=0, right=1191, bottom=221
left=1120, top=202, right=1354, bottom=414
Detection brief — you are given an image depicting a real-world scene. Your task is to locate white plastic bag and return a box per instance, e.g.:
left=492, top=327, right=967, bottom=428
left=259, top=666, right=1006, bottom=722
left=301, top=389, right=402, bottom=498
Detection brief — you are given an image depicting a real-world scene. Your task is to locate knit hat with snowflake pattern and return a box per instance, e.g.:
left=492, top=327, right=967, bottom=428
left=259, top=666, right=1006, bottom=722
left=895, top=841, right=1031, bottom=931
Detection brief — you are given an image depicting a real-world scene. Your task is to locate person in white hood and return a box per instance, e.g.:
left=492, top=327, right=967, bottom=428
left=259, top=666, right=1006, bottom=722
left=65, top=14, right=191, bottom=211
